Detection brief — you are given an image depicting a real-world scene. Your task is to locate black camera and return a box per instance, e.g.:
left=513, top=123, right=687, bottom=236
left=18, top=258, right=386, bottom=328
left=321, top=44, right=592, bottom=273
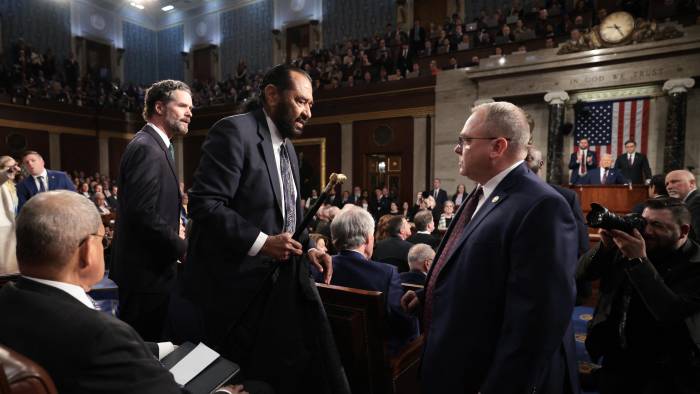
left=586, top=203, right=646, bottom=234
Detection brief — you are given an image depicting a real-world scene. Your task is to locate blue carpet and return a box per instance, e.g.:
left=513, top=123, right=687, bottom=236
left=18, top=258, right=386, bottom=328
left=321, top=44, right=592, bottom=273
left=573, top=306, right=599, bottom=394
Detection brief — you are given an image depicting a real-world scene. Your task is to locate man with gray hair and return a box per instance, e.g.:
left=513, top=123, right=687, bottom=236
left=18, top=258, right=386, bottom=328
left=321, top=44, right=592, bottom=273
left=110, top=79, right=192, bottom=341
left=402, top=101, right=579, bottom=393
left=406, top=209, right=440, bottom=249
left=400, top=243, right=434, bottom=286
left=327, top=205, right=418, bottom=354
left=0, top=191, right=249, bottom=394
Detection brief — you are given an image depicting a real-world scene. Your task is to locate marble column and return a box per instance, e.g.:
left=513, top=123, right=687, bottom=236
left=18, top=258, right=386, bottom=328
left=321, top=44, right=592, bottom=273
left=662, top=78, right=695, bottom=171
left=340, top=122, right=353, bottom=188
left=544, top=91, right=569, bottom=185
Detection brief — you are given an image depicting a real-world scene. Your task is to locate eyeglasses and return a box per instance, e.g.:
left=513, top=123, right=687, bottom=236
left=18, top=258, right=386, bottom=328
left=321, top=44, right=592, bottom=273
left=456, top=135, right=511, bottom=151
left=79, top=233, right=110, bottom=249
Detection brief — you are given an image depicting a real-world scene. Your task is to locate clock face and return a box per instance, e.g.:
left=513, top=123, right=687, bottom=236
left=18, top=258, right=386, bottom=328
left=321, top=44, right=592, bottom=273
left=599, top=11, right=635, bottom=44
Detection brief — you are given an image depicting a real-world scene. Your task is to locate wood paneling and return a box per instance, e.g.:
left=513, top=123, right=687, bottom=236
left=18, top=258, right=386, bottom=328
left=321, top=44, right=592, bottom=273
left=0, top=127, right=50, bottom=164
left=108, top=138, right=129, bottom=180
left=353, top=117, right=414, bottom=205
left=60, top=134, right=99, bottom=175
left=295, top=123, right=342, bottom=197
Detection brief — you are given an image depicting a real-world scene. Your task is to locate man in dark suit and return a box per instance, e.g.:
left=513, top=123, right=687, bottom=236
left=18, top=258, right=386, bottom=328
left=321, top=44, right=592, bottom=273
left=395, top=43, right=414, bottom=77
left=568, top=137, right=597, bottom=184
left=16, top=150, right=75, bottom=211
left=326, top=205, right=418, bottom=354
left=580, top=154, right=629, bottom=185
left=372, top=215, right=413, bottom=272
left=402, top=102, right=579, bottom=393
left=429, top=178, right=449, bottom=226
left=409, top=19, right=426, bottom=54
left=110, top=80, right=191, bottom=341
left=106, top=185, right=119, bottom=210
left=181, top=65, right=347, bottom=394
left=347, top=186, right=362, bottom=205
left=614, top=140, right=652, bottom=184
left=666, top=169, right=700, bottom=243
left=406, top=210, right=440, bottom=250
left=0, top=191, right=244, bottom=394
left=399, top=243, right=434, bottom=286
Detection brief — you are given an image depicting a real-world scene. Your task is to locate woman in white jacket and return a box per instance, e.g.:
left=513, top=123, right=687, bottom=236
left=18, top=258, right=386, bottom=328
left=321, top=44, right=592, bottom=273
left=0, top=155, right=20, bottom=274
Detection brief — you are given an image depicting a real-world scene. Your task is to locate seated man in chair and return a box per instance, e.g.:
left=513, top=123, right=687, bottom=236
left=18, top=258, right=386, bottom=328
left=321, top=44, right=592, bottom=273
left=326, top=205, right=419, bottom=354
left=0, top=191, right=247, bottom=394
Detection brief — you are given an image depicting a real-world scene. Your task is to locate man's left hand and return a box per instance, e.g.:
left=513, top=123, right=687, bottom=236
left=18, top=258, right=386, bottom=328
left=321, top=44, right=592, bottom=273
left=610, top=228, right=646, bottom=260
left=308, top=248, right=332, bottom=284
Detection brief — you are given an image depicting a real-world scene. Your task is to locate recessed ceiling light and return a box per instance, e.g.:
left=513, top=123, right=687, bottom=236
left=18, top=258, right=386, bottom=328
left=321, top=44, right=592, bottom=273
left=130, top=2, right=144, bottom=10
left=162, top=5, right=174, bottom=11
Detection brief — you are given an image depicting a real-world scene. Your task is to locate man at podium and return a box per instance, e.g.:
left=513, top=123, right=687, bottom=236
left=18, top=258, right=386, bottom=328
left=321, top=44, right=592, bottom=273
left=579, top=154, right=629, bottom=185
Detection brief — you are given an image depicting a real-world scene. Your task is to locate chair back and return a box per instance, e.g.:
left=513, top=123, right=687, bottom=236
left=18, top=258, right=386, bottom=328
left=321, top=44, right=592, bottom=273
left=0, top=346, right=57, bottom=394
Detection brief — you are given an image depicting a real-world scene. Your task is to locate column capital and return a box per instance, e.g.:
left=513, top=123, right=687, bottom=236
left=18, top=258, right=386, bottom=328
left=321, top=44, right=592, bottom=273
left=472, top=98, right=494, bottom=108
left=663, top=78, right=695, bottom=94
left=544, top=91, right=569, bottom=105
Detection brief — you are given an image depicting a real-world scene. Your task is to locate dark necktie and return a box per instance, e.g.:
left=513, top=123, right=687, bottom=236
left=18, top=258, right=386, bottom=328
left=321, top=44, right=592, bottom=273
left=423, top=186, right=483, bottom=334
left=37, top=176, right=46, bottom=192
left=280, top=144, right=296, bottom=233
left=628, top=154, right=633, bottom=166
left=602, top=169, right=609, bottom=184
left=168, top=144, right=175, bottom=162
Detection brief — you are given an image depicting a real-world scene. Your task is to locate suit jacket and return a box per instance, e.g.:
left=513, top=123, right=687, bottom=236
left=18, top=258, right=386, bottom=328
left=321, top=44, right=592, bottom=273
left=0, top=278, right=183, bottom=394
left=181, top=110, right=348, bottom=393
left=568, top=150, right=597, bottom=184
left=614, top=152, right=652, bottom=184
left=110, top=125, right=185, bottom=296
left=372, top=236, right=413, bottom=272
left=685, top=189, right=700, bottom=243
left=406, top=231, right=440, bottom=250
left=329, top=251, right=419, bottom=354
left=551, top=185, right=589, bottom=257
left=420, top=163, right=579, bottom=394
left=16, top=170, right=75, bottom=211
left=399, top=270, right=426, bottom=286
left=579, top=167, right=628, bottom=185
left=430, top=188, right=449, bottom=224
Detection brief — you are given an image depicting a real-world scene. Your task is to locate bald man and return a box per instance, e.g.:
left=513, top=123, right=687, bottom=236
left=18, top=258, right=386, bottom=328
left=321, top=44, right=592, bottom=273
left=666, top=170, right=700, bottom=242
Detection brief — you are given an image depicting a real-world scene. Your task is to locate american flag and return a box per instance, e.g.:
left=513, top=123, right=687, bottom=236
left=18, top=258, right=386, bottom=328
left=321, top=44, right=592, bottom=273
left=574, top=98, right=650, bottom=157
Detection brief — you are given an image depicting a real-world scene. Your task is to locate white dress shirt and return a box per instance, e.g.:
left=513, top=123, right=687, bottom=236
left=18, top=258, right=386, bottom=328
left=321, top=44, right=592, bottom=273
left=473, top=160, right=524, bottom=217
left=147, top=122, right=171, bottom=149
left=627, top=153, right=635, bottom=165
left=247, top=111, right=298, bottom=256
left=33, top=169, right=48, bottom=192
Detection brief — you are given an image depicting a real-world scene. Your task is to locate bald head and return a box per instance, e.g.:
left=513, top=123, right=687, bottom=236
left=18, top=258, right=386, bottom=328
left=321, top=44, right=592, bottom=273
left=476, top=101, right=531, bottom=157
left=16, top=191, right=100, bottom=270
left=666, top=170, right=697, bottom=200
left=407, top=243, right=435, bottom=273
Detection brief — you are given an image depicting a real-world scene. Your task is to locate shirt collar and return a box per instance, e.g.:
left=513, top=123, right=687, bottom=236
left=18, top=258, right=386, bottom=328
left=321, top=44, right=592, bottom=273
left=147, top=122, right=171, bottom=148
left=480, top=160, right=523, bottom=202
left=23, top=276, right=95, bottom=309
left=263, top=109, right=285, bottom=148
left=417, top=230, right=432, bottom=234
left=33, top=169, right=48, bottom=180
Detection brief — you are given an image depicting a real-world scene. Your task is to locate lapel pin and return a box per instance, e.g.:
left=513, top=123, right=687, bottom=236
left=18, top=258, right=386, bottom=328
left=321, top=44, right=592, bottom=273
left=491, top=196, right=500, bottom=203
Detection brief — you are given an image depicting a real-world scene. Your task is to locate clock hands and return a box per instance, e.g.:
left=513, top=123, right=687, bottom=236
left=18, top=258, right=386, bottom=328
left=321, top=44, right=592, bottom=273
left=605, top=24, right=625, bottom=37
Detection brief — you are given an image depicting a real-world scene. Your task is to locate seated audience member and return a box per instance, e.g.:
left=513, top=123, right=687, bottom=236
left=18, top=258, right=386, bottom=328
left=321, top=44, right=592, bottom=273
left=579, top=154, right=629, bottom=185
left=327, top=205, right=419, bottom=354
left=665, top=169, right=700, bottom=243
left=457, top=34, right=471, bottom=50
left=400, top=243, right=435, bottom=286
left=372, top=215, right=414, bottom=272
left=578, top=197, right=700, bottom=394
left=429, top=60, right=441, bottom=76
left=309, top=233, right=331, bottom=254
left=374, top=214, right=395, bottom=242
left=407, top=210, right=440, bottom=250
left=406, top=63, right=421, bottom=78
left=401, top=201, right=411, bottom=219
left=93, top=191, right=111, bottom=215
left=389, top=201, right=400, bottom=214
left=16, top=151, right=76, bottom=211
left=632, top=174, right=668, bottom=214
left=438, top=200, right=456, bottom=230
left=78, top=182, right=91, bottom=198
left=452, top=183, right=467, bottom=207
left=0, top=191, right=247, bottom=394
left=107, top=185, right=118, bottom=209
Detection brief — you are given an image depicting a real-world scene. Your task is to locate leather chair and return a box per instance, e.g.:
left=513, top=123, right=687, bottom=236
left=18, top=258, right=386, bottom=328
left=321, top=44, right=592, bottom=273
left=0, top=345, right=57, bottom=394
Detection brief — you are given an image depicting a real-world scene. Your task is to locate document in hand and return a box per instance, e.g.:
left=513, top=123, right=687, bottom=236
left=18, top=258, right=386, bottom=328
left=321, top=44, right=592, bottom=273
left=161, top=342, right=240, bottom=394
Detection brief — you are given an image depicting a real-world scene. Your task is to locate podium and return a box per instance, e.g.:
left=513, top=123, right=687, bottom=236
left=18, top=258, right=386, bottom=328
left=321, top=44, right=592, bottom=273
left=568, top=185, right=648, bottom=217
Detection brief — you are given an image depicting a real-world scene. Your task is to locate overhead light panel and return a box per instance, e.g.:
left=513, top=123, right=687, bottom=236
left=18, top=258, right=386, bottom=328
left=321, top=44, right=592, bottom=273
left=162, top=5, right=174, bottom=11
left=130, top=2, right=144, bottom=9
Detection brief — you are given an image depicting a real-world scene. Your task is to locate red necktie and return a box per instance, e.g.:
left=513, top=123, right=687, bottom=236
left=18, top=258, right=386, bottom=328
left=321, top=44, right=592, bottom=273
left=579, top=151, right=586, bottom=175
left=423, top=186, right=483, bottom=334
left=602, top=169, right=609, bottom=184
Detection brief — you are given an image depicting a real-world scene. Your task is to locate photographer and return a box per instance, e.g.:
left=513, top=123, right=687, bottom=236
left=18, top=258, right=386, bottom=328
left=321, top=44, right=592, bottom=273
left=0, top=156, right=21, bottom=274
left=578, top=197, right=700, bottom=393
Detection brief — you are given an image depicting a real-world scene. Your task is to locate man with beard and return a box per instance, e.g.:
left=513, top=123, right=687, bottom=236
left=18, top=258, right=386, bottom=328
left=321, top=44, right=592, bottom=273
left=110, top=80, right=191, bottom=341
left=578, top=197, right=700, bottom=393
left=181, top=64, right=348, bottom=394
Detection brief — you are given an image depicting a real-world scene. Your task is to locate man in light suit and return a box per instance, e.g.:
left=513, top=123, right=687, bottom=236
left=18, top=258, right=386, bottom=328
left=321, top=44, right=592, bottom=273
left=16, top=150, right=75, bottom=211
left=110, top=80, right=191, bottom=341
left=402, top=102, right=579, bottom=393
left=614, top=140, right=652, bottom=184
left=568, top=137, right=597, bottom=184
left=580, top=154, right=629, bottom=185
left=181, top=65, right=347, bottom=394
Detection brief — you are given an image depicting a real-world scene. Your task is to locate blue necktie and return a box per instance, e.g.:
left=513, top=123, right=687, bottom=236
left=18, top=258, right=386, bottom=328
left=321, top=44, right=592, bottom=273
left=38, top=176, right=46, bottom=192
left=279, top=144, right=296, bottom=233
left=168, top=144, right=175, bottom=162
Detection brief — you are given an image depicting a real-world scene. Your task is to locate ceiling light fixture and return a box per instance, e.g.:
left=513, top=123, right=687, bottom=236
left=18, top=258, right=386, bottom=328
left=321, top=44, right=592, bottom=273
left=130, top=2, right=145, bottom=10
left=162, top=5, right=174, bottom=11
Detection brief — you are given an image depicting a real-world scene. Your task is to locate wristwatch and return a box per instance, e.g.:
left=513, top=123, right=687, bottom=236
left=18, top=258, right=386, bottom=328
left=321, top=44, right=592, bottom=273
left=624, top=257, right=644, bottom=269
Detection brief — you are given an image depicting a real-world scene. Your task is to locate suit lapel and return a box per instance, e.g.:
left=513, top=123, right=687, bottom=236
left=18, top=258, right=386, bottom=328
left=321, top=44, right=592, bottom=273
left=25, top=176, right=38, bottom=195
left=47, top=171, right=57, bottom=190
left=254, top=110, right=284, bottom=219
left=142, top=125, right=180, bottom=189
